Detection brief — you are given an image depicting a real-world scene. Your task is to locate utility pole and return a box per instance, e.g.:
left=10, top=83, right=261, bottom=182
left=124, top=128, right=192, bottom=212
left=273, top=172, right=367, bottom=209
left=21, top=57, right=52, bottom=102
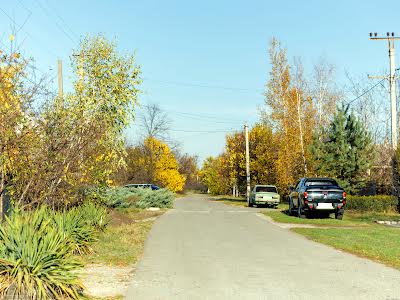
left=369, top=32, right=400, bottom=150
left=244, top=124, right=251, bottom=202
left=369, top=32, right=400, bottom=200
left=57, top=59, right=63, bottom=98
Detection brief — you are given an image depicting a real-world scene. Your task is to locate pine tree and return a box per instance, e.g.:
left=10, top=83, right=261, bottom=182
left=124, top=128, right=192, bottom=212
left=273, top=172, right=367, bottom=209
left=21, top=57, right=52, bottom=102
left=311, top=106, right=373, bottom=193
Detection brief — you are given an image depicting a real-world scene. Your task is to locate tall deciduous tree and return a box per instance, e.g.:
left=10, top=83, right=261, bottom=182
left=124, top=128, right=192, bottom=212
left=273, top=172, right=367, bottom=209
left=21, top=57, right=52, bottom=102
left=7, top=34, right=142, bottom=207
left=263, top=38, right=315, bottom=192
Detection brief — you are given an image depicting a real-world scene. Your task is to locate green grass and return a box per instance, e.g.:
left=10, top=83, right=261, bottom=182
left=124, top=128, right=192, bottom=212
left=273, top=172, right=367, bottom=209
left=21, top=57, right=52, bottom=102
left=81, top=209, right=164, bottom=266
left=293, top=226, right=400, bottom=269
left=264, top=203, right=400, bottom=269
left=263, top=204, right=400, bottom=227
left=264, top=210, right=369, bottom=227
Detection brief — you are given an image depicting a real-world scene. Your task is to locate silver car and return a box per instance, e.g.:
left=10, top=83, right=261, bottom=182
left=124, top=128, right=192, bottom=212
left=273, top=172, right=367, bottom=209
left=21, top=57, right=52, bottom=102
left=249, top=185, right=280, bottom=207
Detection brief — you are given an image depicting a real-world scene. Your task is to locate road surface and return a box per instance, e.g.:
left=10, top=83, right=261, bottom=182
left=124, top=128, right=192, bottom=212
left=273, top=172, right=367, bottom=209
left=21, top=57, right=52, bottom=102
left=126, top=194, right=400, bottom=299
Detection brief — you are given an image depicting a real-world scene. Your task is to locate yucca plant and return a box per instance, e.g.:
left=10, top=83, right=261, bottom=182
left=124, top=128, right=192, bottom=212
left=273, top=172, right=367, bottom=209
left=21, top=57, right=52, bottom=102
left=79, top=201, right=109, bottom=231
left=0, top=207, right=83, bottom=299
left=53, top=208, right=97, bottom=255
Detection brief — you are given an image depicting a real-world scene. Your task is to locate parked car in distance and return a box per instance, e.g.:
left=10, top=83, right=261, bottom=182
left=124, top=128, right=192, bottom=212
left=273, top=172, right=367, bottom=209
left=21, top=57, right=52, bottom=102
left=288, top=178, right=346, bottom=219
left=124, top=183, right=161, bottom=190
left=249, top=185, right=280, bottom=208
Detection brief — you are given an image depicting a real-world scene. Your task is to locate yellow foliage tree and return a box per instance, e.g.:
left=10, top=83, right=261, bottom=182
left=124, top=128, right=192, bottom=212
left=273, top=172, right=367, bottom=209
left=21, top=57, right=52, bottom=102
left=143, top=137, right=186, bottom=192
left=264, top=38, right=315, bottom=193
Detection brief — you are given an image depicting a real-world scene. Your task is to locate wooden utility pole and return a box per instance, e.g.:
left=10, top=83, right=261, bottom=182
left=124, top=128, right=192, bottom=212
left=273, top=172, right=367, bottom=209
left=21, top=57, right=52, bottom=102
left=57, top=59, right=63, bottom=98
left=245, top=124, right=251, bottom=202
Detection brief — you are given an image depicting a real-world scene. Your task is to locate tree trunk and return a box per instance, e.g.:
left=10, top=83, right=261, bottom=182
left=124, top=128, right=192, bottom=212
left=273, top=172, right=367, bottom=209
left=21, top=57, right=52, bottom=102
left=296, top=90, right=308, bottom=175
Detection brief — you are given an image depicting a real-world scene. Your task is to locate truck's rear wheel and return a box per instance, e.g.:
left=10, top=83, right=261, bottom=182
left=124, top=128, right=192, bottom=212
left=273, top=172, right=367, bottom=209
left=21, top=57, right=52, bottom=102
left=335, top=209, right=344, bottom=220
left=288, top=198, right=294, bottom=216
left=297, top=206, right=306, bottom=218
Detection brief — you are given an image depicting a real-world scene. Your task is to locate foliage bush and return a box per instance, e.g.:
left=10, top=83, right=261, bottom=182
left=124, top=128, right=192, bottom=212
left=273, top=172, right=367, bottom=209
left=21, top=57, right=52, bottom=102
left=346, top=195, right=398, bottom=212
left=85, top=186, right=174, bottom=209
left=84, top=186, right=138, bottom=208
left=0, top=207, right=83, bottom=299
left=79, top=201, right=109, bottom=231
left=130, top=188, right=175, bottom=209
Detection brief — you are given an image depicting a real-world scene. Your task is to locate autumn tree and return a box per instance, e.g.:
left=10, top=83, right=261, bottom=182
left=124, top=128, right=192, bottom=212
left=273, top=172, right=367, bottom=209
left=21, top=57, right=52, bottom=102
left=199, top=156, right=230, bottom=195
left=6, top=34, right=141, bottom=208
left=0, top=40, right=50, bottom=211
left=177, top=153, right=200, bottom=190
left=263, top=38, right=315, bottom=192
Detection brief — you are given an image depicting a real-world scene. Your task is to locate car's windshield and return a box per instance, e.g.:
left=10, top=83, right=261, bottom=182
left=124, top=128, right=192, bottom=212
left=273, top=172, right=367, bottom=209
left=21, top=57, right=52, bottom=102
left=255, top=186, right=277, bottom=193
left=305, top=179, right=338, bottom=187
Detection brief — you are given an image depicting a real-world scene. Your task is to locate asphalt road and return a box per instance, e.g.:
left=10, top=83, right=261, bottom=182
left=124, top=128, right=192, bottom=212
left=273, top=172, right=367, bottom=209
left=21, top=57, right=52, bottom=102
left=126, top=194, right=400, bottom=300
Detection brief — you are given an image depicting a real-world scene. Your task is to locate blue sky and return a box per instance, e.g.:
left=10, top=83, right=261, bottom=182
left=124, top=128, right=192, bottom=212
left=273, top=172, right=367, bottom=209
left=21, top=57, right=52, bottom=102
left=1, top=0, right=399, bottom=162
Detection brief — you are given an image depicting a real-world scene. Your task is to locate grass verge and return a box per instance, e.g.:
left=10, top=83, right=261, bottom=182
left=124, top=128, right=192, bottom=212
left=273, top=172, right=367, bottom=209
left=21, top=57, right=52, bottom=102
left=263, top=202, right=400, bottom=269
left=293, top=226, right=400, bottom=269
left=264, top=209, right=369, bottom=227
left=81, top=208, right=165, bottom=266
left=211, top=196, right=288, bottom=210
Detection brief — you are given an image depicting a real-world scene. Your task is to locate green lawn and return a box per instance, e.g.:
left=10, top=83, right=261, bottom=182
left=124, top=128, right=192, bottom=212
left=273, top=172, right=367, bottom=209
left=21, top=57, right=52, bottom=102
left=264, top=210, right=370, bottom=227
left=263, top=203, right=400, bottom=269
left=293, top=226, right=400, bottom=269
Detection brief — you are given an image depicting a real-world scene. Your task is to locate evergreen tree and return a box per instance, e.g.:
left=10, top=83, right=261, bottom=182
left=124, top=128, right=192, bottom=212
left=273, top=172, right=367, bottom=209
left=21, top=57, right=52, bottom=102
left=311, top=106, right=373, bottom=193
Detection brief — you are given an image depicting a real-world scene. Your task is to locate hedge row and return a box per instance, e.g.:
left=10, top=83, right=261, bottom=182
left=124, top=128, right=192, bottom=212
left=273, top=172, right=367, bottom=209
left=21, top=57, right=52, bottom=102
left=346, top=195, right=398, bottom=212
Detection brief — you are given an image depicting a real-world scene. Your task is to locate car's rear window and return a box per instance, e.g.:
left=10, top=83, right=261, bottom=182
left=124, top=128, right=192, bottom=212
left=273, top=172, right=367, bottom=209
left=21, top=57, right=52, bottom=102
left=305, top=179, right=338, bottom=187
left=256, top=186, right=277, bottom=193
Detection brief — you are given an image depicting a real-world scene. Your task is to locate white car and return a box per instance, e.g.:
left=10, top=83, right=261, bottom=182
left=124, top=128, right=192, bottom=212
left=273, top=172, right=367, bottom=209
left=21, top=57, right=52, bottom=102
left=249, top=185, right=280, bottom=208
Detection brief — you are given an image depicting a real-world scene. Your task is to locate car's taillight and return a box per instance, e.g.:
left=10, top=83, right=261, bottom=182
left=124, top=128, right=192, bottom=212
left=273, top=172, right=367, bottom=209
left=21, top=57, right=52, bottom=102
left=343, top=192, right=347, bottom=199
left=303, top=192, right=308, bottom=199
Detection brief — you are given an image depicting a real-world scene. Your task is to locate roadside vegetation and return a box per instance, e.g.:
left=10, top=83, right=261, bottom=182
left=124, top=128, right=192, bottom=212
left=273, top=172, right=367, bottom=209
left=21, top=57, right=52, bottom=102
left=261, top=196, right=400, bottom=269
left=0, top=33, right=184, bottom=299
left=293, top=226, right=400, bottom=269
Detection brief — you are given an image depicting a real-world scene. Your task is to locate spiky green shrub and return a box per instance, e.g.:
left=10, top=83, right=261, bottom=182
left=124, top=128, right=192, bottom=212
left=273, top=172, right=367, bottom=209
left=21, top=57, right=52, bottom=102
left=131, top=188, right=174, bottom=209
left=52, top=208, right=97, bottom=255
left=79, top=201, right=109, bottom=231
left=0, top=207, right=83, bottom=299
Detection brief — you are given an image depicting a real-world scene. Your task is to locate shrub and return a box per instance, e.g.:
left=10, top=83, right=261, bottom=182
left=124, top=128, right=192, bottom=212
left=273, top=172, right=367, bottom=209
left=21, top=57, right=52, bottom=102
left=131, top=188, right=174, bottom=209
left=84, top=186, right=138, bottom=208
left=79, top=201, right=109, bottom=231
left=0, top=207, right=83, bottom=299
left=346, top=195, right=398, bottom=212
left=53, top=207, right=97, bottom=255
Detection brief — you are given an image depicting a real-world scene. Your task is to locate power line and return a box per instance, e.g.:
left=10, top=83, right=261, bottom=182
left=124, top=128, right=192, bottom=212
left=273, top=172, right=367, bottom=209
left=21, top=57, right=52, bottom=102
left=33, top=0, right=76, bottom=44
left=0, top=5, right=59, bottom=58
left=43, top=0, right=79, bottom=40
left=141, top=104, right=246, bottom=123
left=132, top=123, right=235, bottom=133
left=345, top=78, right=386, bottom=106
left=143, top=77, right=264, bottom=94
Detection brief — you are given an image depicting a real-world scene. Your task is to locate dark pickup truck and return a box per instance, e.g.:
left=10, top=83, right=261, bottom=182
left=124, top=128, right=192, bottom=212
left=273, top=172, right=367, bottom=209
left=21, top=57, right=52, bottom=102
left=288, top=178, right=346, bottom=219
